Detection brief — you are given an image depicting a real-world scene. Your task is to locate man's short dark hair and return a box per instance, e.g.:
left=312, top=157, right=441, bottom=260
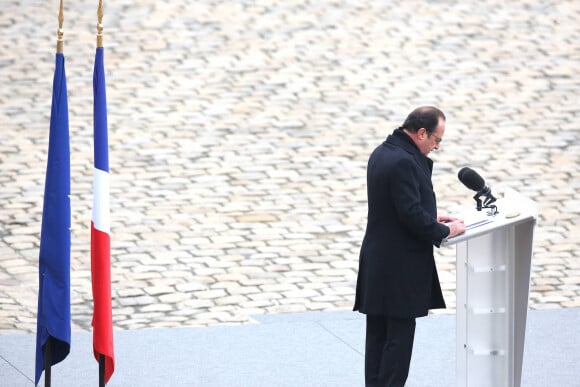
left=400, top=106, right=446, bottom=135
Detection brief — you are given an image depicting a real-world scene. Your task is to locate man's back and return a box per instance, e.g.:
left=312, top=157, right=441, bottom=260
left=354, top=129, right=447, bottom=318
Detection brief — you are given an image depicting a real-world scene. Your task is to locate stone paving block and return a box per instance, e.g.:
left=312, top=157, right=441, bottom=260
left=0, top=0, right=579, bottom=333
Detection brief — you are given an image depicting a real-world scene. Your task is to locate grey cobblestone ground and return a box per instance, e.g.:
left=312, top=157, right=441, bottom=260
left=0, top=0, right=578, bottom=334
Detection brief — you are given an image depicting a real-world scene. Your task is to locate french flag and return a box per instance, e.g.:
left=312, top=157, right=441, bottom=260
left=91, top=46, right=115, bottom=383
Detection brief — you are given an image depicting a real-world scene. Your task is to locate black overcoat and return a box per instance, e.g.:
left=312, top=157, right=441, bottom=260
left=353, top=129, right=450, bottom=318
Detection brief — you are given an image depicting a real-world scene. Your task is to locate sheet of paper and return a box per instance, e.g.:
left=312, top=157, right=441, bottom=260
left=456, top=210, right=494, bottom=230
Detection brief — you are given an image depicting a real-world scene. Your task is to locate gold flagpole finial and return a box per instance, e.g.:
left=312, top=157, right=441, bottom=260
left=97, top=0, right=104, bottom=48
left=57, top=0, right=64, bottom=53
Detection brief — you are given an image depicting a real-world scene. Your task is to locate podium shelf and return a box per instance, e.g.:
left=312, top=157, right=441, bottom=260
left=468, top=264, right=507, bottom=273
left=469, top=307, right=507, bottom=315
left=468, top=348, right=506, bottom=356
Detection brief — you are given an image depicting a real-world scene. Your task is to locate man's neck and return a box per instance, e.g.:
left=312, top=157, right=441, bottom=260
left=402, top=128, right=421, bottom=149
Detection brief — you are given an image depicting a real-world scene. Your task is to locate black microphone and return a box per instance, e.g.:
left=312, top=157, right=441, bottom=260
left=458, top=167, right=497, bottom=212
left=458, top=167, right=490, bottom=195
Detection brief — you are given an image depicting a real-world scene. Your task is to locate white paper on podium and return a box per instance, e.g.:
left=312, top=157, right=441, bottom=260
left=462, top=210, right=494, bottom=230
left=442, top=210, right=494, bottom=245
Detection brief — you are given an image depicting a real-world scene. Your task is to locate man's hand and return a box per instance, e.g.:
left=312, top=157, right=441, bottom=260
left=438, top=215, right=466, bottom=238
left=446, top=221, right=466, bottom=238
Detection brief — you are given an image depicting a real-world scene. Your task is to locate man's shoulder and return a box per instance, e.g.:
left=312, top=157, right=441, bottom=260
left=370, top=140, right=414, bottom=161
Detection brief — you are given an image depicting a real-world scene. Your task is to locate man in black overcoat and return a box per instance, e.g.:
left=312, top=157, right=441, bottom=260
left=353, top=106, right=466, bottom=386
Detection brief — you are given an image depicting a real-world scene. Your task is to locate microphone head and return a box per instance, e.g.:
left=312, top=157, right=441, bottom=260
left=458, top=167, right=485, bottom=192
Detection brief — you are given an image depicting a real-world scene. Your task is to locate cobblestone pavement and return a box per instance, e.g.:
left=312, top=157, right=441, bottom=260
left=1, top=0, right=578, bottom=334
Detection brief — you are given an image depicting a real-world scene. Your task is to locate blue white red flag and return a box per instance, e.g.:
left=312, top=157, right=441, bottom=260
left=91, top=46, right=115, bottom=383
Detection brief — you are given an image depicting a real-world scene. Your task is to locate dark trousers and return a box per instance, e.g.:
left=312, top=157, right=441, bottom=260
left=365, top=315, right=416, bottom=387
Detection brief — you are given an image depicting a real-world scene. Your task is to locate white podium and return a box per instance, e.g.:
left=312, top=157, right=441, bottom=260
left=442, top=189, right=538, bottom=387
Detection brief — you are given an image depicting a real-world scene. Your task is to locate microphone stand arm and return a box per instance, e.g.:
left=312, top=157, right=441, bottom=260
left=473, top=192, right=498, bottom=216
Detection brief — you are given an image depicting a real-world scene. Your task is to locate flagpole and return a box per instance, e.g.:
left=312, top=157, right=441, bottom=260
left=97, top=0, right=103, bottom=48
left=96, top=2, right=106, bottom=386
left=57, top=0, right=64, bottom=53
left=44, top=337, right=52, bottom=387
left=99, top=354, right=105, bottom=387
left=46, top=0, right=63, bottom=381
left=36, top=0, right=71, bottom=383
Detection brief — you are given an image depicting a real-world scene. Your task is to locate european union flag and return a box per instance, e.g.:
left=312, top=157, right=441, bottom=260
left=35, top=51, right=71, bottom=386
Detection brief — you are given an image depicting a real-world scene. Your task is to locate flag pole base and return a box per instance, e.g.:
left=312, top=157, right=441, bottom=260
left=99, top=354, right=105, bottom=387
left=44, top=337, right=52, bottom=387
